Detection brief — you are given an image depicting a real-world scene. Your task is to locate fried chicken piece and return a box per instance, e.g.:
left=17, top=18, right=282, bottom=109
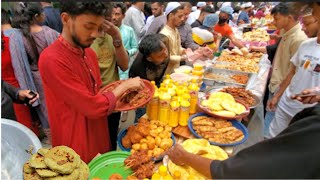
left=121, top=135, right=132, bottom=149
left=130, top=132, right=144, bottom=144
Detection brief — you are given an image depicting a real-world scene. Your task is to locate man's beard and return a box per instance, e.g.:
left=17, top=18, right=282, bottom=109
left=71, top=23, right=95, bottom=48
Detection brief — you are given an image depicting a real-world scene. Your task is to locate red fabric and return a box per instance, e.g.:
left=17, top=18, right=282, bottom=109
left=255, top=10, right=266, bottom=19
left=1, top=34, right=39, bottom=135
left=214, top=23, right=234, bottom=37
left=38, top=36, right=117, bottom=163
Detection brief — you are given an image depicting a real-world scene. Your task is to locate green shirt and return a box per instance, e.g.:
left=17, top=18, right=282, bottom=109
left=91, top=34, right=119, bottom=87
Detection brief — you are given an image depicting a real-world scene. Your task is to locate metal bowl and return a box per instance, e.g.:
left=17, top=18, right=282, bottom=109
left=1, top=119, right=42, bottom=179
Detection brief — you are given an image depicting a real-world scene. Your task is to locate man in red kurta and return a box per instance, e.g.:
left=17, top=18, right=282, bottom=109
left=38, top=2, right=143, bottom=163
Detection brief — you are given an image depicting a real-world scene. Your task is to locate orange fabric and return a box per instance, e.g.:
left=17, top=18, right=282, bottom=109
left=214, top=24, right=234, bottom=37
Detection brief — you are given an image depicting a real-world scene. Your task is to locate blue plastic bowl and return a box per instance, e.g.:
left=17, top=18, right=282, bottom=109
left=117, top=126, right=176, bottom=153
left=188, top=112, right=249, bottom=146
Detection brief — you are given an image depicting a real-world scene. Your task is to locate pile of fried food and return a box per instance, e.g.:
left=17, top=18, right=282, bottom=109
left=23, top=146, right=89, bottom=180
left=213, top=62, right=259, bottom=73
left=102, top=80, right=149, bottom=107
left=220, top=87, right=256, bottom=107
left=192, top=116, right=245, bottom=144
left=124, top=150, right=154, bottom=179
left=121, top=118, right=174, bottom=159
left=200, top=92, right=247, bottom=117
left=168, top=139, right=228, bottom=180
left=204, top=72, right=248, bottom=85
left=107, top=173, right=138, bottom=180
left=243, top=29, right=270, bottom=42
left=218, top=49, right=263, bottom=65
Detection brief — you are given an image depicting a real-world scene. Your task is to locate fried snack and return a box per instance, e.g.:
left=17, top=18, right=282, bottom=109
left=191, top=116, right=244, bottom=144
left=121, top=135, right=132, bottom=149
left=37, top=148, right=49, bottom=156
left=35, top=169, right=59, bottom=178
left=46, top=168, right=80, bottom=180
left=23, top=162, right=35, bottom=174
left=127, top=175, right=138, bottom=180
left=129, top=131, right=144, bottom=144
left=124, top=151, right=154, bottom=179
left=44, top=146, right=81, bottom=174
left=23, top=171, right=42, bottom=180
left=29, top=153, right=47, bottom=169
left=213, top=62, right=259, bottom=73
left=78, top=160, right=90, bottom=180
left=230, top=74, right=249, bottom=84
left=220, top=87, right=256, bottom=107
left=109, top=173, right=123, bottom=180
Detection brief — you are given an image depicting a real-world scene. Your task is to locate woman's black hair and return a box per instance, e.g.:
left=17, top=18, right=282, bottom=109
left=1, top=9, right=11, bottom=25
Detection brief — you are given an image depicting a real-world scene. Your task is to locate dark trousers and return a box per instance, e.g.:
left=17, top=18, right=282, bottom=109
left=107, top=112, right=121, bottom=150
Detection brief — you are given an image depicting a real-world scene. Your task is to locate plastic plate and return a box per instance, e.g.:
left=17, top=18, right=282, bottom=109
left=88, top=151, right=132, bottom=179
left=117, top=126, right=175, bottom=161
left=188, top=112, right=249, bottom=146
left=100, top=79, right=155, bottom=111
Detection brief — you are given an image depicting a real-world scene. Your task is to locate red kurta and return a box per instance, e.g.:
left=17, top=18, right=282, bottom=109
left=38, top=36, right=116, bottom=163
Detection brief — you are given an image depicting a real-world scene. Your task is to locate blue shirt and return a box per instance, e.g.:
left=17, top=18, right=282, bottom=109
left=119, top=24, right=138, bottom=58
left=237, top=11, right=250, bottom=24
left=42, top=6, right=63, bottom=33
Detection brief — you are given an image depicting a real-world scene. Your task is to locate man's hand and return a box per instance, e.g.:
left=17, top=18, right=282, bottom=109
left=110, top=77, right=144, bottom=98
left=18, top=90, right=39, bottom=105
left=267, top=95, right=280, bottom=111
left=102, top=19, right=121, bottom=39
left=291, top=87, right=320, bottom=104
left=269, top=34, right=280, bottom=40
left=166, top=144, right=188, bottom=166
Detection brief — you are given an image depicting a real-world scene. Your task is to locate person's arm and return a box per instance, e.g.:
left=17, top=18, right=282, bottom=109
left=127, top=29, right=139, bottom=58
left=2, top=80, right=39, bottom=105
left=267, top=64, right=296, bottom=111
left=291, top=87, right=320, bottom=104
left=166, top=144, right=213, bottom=179
left=228, top=33, right=244, bottom=49
left=103, top=20, right=129, bottom=71
left=250, top=46, right=267, bottom=53
left=184, top=24, right=200, bottom=50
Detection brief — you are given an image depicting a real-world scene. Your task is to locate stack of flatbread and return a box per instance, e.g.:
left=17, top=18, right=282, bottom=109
left=23, top=146, right=89, bottom=180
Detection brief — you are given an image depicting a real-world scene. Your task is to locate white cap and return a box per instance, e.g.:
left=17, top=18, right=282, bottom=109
left=244, top=2, right=253, bottom=8
left=196, top=2, right=206, bottom=8
left=191, top=6, right=197, bottom=12
left=165, top=2, right=181, bottom=16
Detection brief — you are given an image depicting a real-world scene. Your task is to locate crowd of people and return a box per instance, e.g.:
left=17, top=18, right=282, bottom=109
left=1, top=1, right=320, bottom=177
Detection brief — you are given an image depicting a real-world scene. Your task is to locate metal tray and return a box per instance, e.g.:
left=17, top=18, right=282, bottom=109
left=203, top=68, right=252, bottom=87
left=207, top=86, right=261, bottom=109
left=211, top=61, right=260, bottom=74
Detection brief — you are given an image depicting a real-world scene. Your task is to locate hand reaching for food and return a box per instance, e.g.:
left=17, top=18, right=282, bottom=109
left=291, top=87, right=320, bottom=104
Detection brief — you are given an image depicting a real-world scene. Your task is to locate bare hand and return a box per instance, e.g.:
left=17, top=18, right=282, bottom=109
left=267, top=96, right=279, bottom=111
left=291, top=87, right=320, bottom=104
left=122, top=77, right=144, bottom=92
left=102, top=19, right=121, bottom=39
left=269, top=34, right=279, bottom=40
left=166, top=144, right=188, bottom=166
left=18, top=90, right=39, bottom=105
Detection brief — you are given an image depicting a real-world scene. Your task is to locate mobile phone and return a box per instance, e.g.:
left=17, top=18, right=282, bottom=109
left=24, top=91, right=37, bottom=105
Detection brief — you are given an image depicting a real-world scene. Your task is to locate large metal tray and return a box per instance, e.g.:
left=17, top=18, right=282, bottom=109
left=211, top=61, right=260, bottom=74
left=203, top=68, right=252, bottom=87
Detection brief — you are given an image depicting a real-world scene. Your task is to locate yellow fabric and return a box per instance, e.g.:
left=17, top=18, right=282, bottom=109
left=160, top=25, right=184, bottom=75
left=269, top=23, right=307, bottom=93
left=192, top=27, right=216, bottom=50
left=91, top=34, right=119, bottom=88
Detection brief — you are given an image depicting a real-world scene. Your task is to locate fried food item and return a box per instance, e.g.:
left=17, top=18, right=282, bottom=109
left=213, top=110, right=236, bottom=117
left=35, top=168, right=59, bottom=178
left=231, top=74, right=249, bottom=84
left=37, top=148, right=49, bottom=156
left=29, top=153, right=47, bottom=169
left=46, top=168, right=80, bottom=180
left=221, top=101, right=246, bottom=115
left=44, top=146, right=81, bottom=174
left=121, top=135, right=132, bottom=149
left=23, top=162, right=35, bottom=174
left=127, top=175, right=138, bottom=180
left=109, top=173, right=123, bottom=180
left=78, top=160, right=90, bottom=180
left=220, top=87, right=256, bottom=107
left=130, top=131, right=144, bottom=144
left=23, top=171, right=42, bottom=180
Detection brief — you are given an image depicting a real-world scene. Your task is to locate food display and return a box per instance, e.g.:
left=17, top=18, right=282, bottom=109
left=23, top=146, right=89, bottom=180
left=219, top=87, right=257, bottom=107
left=204, top=71, right=249, bottom=86
left=212, top=62, right=259, bottom=73
left=100, top=79, right=155, bottom=111
left=191, top=116, right=245, bottom=144
left=243, top=29, right=270, bottom=42
left=124, top=150, right=154, bottom=179
left=167, top=139, right=228, bottom=180
left=218, top=49, right=263, bottom=65
left=120, top=118, right=174, bottom=159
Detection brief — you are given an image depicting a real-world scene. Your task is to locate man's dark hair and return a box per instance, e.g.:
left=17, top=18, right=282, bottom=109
left=139, top=34, right=165, bottom=57
left=113, top=3, right=127, bottom=15
left=151, top=2, right=164, bottom=6
left=1, top=9, right=11, bottom=25
left=60, top=1, right=109, bottom=17
left=271, top=2, right=299, bottom=20
left=201, top=5, right=215, bottom=14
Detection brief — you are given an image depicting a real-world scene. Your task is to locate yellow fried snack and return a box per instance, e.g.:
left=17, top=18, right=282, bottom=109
left=23, top=171, right=43, bottom=180
left=221, top=101, right=246, bottom=115
left=23, top=162, right=35, bottom=174
left=29, top=153, right=47, bottom=169
left=46, top=168, right=80, bottom=180
left=208, top=102, right=224, bottom=111
left=35, top=168, right=59, bottom=178
left=37, top=148, right=49, bottom=156
left=44, top=146, right=81, bottom=175
left=209, top=92, right=235, bottom=103
left=78, top=160, right=90, bottom=180
left=213, top=110, right=236, bottom=117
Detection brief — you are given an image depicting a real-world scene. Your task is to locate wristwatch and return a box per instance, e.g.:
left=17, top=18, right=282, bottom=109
left=113, top=39, right=122, bottom=48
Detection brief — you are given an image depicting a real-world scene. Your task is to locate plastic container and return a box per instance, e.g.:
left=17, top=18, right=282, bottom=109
left=158, top=93, right=171, bottom=124
left=147, top=89, right=159, bottom=121
left=179, top=100, right=190, bottom=126
left=173, top=171, right=181, bottom=180
left=169, top=97, right=180, bottom=127
left=193, top=63, right=204, bottom=71
left=188, top=79, right=200, bottom=114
